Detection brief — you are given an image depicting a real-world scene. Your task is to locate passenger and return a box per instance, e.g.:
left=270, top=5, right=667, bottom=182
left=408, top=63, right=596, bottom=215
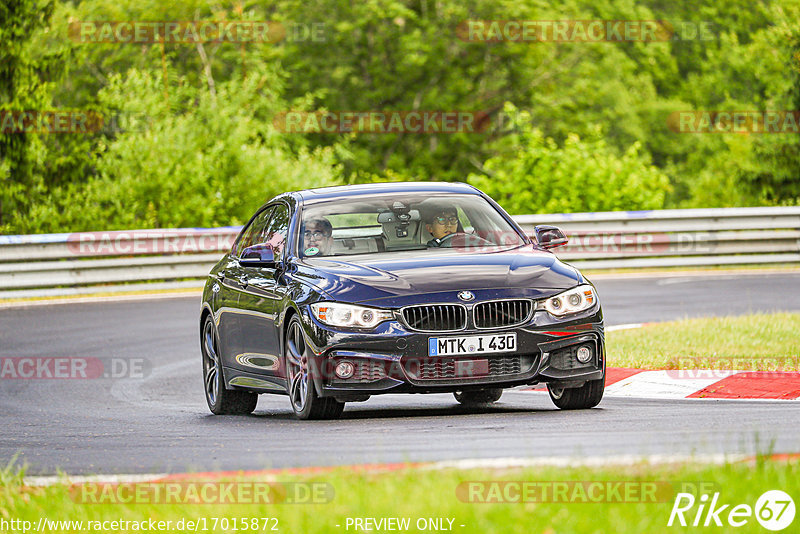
left=302, top=217, right=334, bottom=256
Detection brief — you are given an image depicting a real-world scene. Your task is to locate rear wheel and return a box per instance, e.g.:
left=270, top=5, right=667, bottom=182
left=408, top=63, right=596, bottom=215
left=284, top=316, right=345, bottom=420
left=202, top=316, right=258, bottom=415
left=547, top=377, right=605, bottom=410
left=454, top=388, right=503, bottom=405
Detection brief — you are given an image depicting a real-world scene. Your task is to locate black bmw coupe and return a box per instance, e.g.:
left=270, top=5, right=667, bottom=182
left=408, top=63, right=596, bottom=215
left=200, top=182, right=605, bottom=419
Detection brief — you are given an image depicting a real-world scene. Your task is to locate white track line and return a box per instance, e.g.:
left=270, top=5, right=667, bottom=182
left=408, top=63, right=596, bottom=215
left=606, top=323, right=646, bottom=332
left=25, top=473, right=169, bottom=486
left=24, top=453, right=752, bottom=486
left=428, top=454, right=750, bottom=470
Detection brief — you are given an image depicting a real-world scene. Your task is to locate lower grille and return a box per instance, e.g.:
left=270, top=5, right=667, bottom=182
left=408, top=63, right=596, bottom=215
left=353, top=359, right=387, bottom=381
left=550, top=348, right=592, bottom=370
left=490, top=356, right=522, bottom=375
left=417, top=359, right=456, bottom=380
left=402, top=304, right=467, bottom=332
left=407, top=356, right=522, bottom=381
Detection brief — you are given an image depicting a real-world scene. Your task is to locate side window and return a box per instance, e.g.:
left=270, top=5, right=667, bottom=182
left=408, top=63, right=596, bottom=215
left=259, top=205, right=290, bottom=260
left=235, top=207, right=274, bottom=257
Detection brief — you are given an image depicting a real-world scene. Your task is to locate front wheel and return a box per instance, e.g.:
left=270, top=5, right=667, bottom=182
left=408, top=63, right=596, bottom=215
left=547, top=377, right=605, bottom=410
left=202, top=316, right=258, bottom=415
left=284, top=316, right=345, bottom=420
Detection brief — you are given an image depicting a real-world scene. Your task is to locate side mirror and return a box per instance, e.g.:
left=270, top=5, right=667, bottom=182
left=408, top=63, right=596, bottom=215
left=534, top=225, right=568, bottom=249
left=239, top=244, right=277, bottom=267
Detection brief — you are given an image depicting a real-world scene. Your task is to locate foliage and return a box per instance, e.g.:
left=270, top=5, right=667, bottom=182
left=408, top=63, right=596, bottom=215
left=468, top=106, right=670, bottom=214
left=738, top=3, right=800, bottom=204
left=1, top=0, right=799, bottom=233
left=26, top=66, right=343, bottom=231
left=0, top=0, right=57, bottom=232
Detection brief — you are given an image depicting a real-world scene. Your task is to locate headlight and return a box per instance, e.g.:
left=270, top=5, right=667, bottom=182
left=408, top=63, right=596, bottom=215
left=542, top=285, right=597, bottom=317
left=310, top=302, right=394, bottom=329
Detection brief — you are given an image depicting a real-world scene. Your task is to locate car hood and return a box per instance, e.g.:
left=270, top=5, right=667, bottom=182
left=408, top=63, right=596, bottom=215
left=292, top=245, right=583, bottom=305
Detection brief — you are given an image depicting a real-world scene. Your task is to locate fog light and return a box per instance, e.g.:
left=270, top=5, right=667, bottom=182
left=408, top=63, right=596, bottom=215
left=335, top=360, right=355, bottom=379
left=576, top=346, right=592, bottom=364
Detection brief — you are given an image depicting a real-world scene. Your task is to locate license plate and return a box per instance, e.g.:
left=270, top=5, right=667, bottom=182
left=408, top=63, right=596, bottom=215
left=428, top=333, right=517, bottom=356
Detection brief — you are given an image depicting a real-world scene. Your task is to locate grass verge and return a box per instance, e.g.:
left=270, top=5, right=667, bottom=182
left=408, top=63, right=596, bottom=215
left=606, top=312, right=800, bottom=370
left=2, top=459, right=798, bottom=533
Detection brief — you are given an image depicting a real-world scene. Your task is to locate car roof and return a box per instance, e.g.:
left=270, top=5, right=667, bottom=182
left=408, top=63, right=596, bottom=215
left=294, top=181, right=479, bottom=204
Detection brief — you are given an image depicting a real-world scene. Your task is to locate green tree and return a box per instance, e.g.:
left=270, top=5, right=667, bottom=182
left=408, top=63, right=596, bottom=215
left=26, top=65, right=344, bottom=231
left=0, top=0, right=56, bottom=232
left=739, top=3, right=800, bottom=203
left=4, top=0, right=800, bottom=233
left=468, top=105, right=670, bottom=213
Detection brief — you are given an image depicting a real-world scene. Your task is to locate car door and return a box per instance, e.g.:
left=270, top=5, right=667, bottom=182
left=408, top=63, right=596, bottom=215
left=234, top=203, right=292, bottom=382
left=218, top=206, right=274, bottom=370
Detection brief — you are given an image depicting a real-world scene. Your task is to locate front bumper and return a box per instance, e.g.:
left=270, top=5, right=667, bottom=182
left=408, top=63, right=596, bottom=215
left=302, top=306, right=605, bottom=398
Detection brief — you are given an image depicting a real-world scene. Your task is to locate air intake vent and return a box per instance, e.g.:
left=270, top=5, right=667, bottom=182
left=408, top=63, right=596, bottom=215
left=473, top=300, right=533, bottom=329
left=408, top=356, right=523, bottom=380
left=402, top=304, right=467, bottom=332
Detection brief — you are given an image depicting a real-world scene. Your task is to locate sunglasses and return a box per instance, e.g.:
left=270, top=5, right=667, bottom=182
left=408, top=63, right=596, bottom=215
left=433, top=215, right=459, bottom=225
left=304, top=230, right=331, bottom=239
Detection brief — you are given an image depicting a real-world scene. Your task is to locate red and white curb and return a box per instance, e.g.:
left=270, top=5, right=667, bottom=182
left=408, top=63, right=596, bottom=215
left=525, top=367, right=800, bottom=400
left=570, top=322, right=800, bottom=400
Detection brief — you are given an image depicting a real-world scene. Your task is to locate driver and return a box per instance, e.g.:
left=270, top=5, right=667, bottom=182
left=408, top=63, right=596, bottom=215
left=425, top=206, right=460, bottom=247
left=302, top=217, right=334, bottom=256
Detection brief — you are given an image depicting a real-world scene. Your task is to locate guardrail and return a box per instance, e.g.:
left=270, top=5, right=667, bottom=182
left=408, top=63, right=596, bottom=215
left=513, top=207, right=800, bottom=269
left=1, top=207, right=798, bottom=298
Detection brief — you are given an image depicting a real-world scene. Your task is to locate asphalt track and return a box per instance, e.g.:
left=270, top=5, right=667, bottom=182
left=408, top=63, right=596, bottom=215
left=1, top=272, right=799, bottom=475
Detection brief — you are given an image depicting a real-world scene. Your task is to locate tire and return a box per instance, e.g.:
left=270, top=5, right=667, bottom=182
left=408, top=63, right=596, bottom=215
left=284, top=316, right=345, bottom=420
left=454, top=388, right=503, bottom=405
left=202, top=315, right=258, bottom=415
left=547, top=377, right=605, bottom=410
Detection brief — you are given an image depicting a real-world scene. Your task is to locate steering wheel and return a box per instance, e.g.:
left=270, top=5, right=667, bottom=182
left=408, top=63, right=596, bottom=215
left=432, top=231, right=493, bottom=248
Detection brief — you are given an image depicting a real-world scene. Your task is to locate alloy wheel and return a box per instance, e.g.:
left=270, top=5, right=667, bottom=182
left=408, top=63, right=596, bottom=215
left=285, top=321, right=309, bottom=412
left=202, top=320, right=220, bottom=406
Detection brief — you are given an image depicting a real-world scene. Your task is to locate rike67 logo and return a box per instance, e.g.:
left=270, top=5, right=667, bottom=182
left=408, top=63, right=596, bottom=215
left=669, top=490, right=795, bottom=531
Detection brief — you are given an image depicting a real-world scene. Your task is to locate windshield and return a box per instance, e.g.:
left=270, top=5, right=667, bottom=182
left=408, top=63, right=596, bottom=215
left=297, top=193, right=527, bottom=258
